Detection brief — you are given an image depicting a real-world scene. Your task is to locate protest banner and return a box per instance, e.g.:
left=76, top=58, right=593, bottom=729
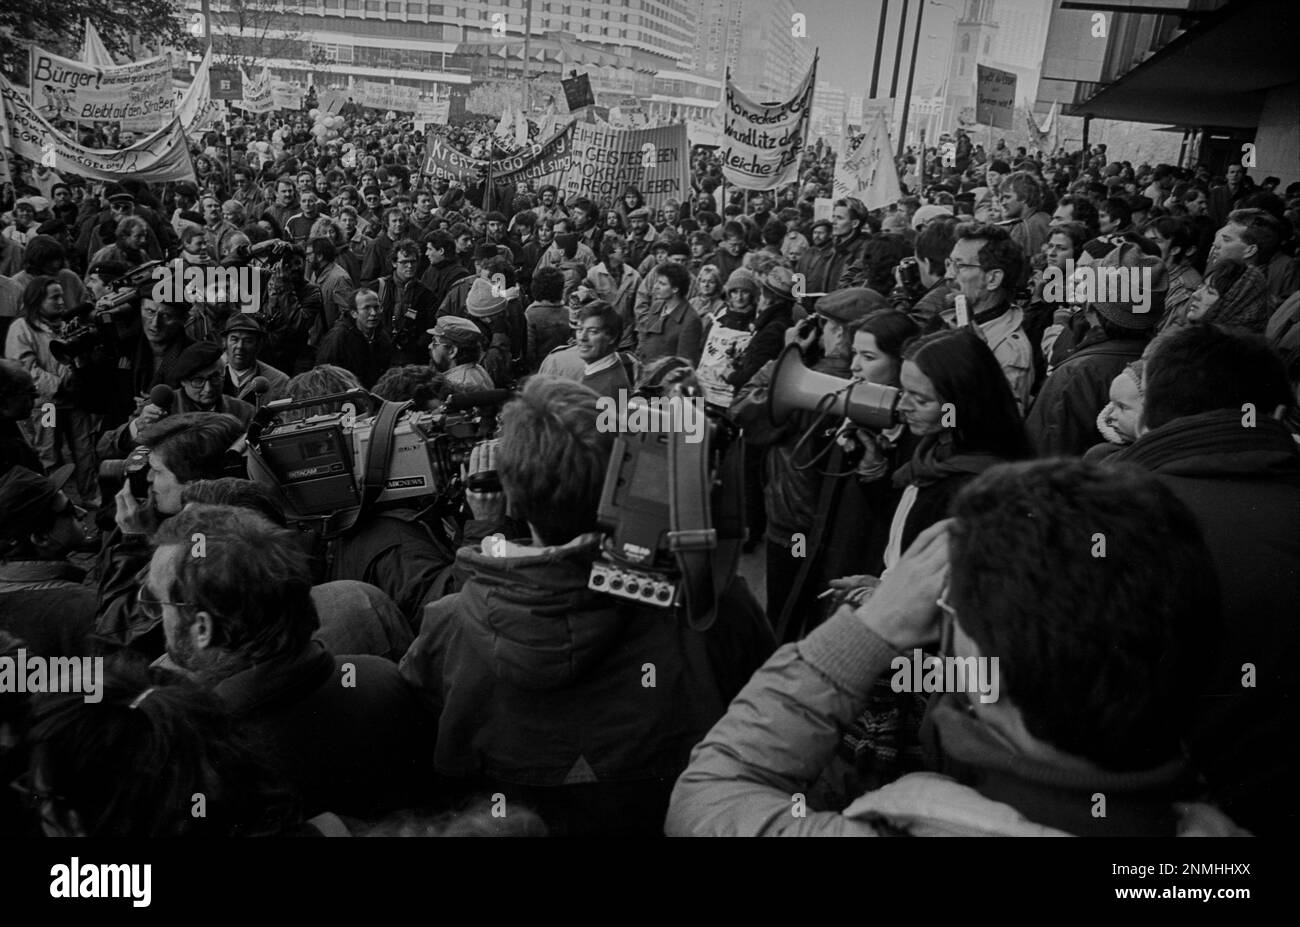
left=561, top=73, right=595, bottom=111
left=421, top=124, right=574, bottom=188
left=177, top=47, right=221, bottom=137
left=1, top=75, right=196, bottom=184
left=721, top=55, right=816, bottom=191
left=209, top=66, right=243, bottom=101
left=413, top=99, right=450, bottom=130
left=239, top=68, right=274, bottom=115
left=976, top=65, right=1016, bottom=130
left=271, top=80, right=306, bottom=112
left=832, top=111, right=901, bottom=209
left=28, top=46, right=174, bottom=129
left=318, top=89, right=347, bottom=115
left=492, top=124, right=573, bottom=188
left=563, top=123, right=689, bottom=207
left=813, top=197, right=834, bottom=223
left=357, top=81, right=419, bottom=113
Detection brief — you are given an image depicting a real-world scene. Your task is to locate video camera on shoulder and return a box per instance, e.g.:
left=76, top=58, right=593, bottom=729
left=50, top=260, right=161, bottom=366
left=245, top=387, right=510, bottom=533
left=587, top=396, right=744, bottom=631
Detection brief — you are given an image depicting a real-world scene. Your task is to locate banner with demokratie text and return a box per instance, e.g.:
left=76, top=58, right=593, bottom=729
left=562, top=123, right=689, bottom=208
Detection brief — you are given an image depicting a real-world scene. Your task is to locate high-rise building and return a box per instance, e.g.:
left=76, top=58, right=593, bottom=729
left=683, top=0, right=813, bottom=100
left=187, top=0, right=699, bottom=103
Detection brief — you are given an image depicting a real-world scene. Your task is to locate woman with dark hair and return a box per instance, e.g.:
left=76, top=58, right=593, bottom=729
left=22, top=659, right=301, bottom=836
left=635, top=262, right=702, bottom=365
left=1181, top=258, right=1271, bottom=333
left=826, top=328, right=1030, bottom=791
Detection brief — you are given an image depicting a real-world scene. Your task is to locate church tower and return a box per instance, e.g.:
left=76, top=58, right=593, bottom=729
left=945, top=0, right=999, bottom=132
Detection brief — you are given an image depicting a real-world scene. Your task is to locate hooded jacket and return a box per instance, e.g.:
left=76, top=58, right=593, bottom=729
left=400, top=533, right=768, bottom=835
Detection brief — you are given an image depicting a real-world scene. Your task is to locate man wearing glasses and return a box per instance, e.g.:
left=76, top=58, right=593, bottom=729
left=166, top=342, right=255, bottom=428
left=377, top=240, right=437, bottom=366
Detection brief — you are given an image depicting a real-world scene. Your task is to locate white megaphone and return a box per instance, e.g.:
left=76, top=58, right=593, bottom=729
left=767, top=344, right=900, bottom=430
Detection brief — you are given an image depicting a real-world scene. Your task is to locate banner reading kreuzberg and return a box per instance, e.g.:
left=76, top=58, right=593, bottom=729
left=975, top=64, right=1016, bottom=130
left=721, top=56, right=816, bottom=191
left=421, top=124, right=573, bottom=188
left=562, top=123, right=689, bottom=208
left=1, top=75, right=195, bottom=184
left=832, top=111, right=902, bottom=209
left=29, top=46, right=173, bottom=130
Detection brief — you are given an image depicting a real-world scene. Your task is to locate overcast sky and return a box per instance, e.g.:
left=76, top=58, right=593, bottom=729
left=795, top=0, right=954, bottom=97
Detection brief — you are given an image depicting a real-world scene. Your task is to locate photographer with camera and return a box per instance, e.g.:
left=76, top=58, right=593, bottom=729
left=95, top=412, right=248, bottom=656
left=399, top=376, right=767, bottom=836
left=258, top=244, right=322, bottom=375
left=889, top=216, right=958, bottom=332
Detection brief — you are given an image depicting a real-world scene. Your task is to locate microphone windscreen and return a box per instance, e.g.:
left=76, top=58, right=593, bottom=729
left=248, top=376, right=271, bottom=395
left=149, top=384, right=175, bottom=410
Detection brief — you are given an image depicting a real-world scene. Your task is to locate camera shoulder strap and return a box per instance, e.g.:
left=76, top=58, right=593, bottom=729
left=667, top=414, right=743, bottom=633
left=324, top=398, right=409, bottom=538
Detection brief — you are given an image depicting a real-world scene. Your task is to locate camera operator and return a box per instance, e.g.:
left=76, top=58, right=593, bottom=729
left=222, top=315, right=290, bottom=404
left=258, top=243, right=322, bottom=375
left=95, top=412, right=247, bottom=656
left=399, top=376, right=768, bottom=836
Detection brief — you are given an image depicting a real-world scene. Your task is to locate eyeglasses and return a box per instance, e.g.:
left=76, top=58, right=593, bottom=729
left=184, top=372, right=224, bottom=389
left=137, top=582, right=191, bottom=624
left=945, top=257, right=982, bottom=272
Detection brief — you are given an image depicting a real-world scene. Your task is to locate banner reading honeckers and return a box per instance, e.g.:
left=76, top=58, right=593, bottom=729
left=1, top=75, right=196, bottom=184
left=721, top=56, right=816, bottom=191
left=28, top=45, right=174, bottom=130
left=562, top=123, right=689, bottom=208
left=421, top=124, right=573, bottom=187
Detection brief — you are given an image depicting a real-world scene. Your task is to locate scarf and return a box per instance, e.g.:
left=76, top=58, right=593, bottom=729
left=891, top=432, right=1006, bottom=489
left=1113, top=408, right=1300, bottom=479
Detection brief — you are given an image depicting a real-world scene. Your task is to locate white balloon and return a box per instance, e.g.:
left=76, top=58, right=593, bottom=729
left=309, top=108, right=320, bottom=118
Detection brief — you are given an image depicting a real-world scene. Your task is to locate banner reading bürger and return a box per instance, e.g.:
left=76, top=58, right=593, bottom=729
left=1, top=75, right=195, bottom=184
left=28, top=45, right=173, bottom=130
left=721, top=56, right=817, bottom=191
left=563, top=123, right=689, bottom=208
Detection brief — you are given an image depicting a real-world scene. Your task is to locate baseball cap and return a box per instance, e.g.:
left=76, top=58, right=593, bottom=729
left=428, top=315, right=484, bottom=347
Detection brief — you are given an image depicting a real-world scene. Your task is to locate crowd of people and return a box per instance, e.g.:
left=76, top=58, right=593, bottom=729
left=0, top=98, right=1297, bottom=837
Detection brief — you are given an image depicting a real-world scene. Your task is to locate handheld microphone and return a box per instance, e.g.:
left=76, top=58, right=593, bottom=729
left=149, top=384, right=175, bottom=412
left=246, top=375, right=271, bottom=408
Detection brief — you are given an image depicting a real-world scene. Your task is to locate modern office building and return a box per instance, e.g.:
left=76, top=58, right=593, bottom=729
left=1035, top=0, right=1296, bottom=183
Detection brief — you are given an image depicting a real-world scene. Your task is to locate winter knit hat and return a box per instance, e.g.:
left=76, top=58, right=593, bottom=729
left=465, top=276, right=506, bottom=319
